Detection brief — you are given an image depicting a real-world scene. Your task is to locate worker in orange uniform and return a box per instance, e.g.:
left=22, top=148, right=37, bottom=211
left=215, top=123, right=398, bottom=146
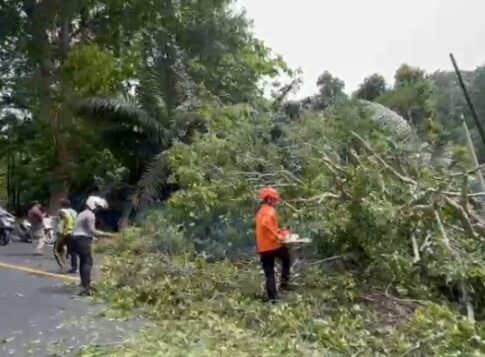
left=256, top=187, right=292, bottom=303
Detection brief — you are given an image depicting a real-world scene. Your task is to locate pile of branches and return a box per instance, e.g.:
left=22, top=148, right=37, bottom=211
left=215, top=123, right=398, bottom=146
left=237, top=129, right=485, bottom=320
left=158, top=102, right=485, bottom=321
left=284, top=131, right=485, bottom=322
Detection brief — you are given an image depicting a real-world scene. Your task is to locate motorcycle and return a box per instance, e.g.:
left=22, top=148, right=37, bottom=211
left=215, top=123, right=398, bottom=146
left=18, top=219, right=32, bottom=243
left=17, top=216, right=58, bottom=245
left=43, top=215, right=58, bottom=245
left=0, top=208, right=15, bottom=246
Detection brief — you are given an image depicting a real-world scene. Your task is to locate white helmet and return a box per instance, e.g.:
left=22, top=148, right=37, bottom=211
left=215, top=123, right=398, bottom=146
left=86, top=196, right=108, bottom=211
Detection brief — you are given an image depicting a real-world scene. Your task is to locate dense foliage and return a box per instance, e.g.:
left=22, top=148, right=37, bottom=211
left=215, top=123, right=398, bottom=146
left=85, top=100, right=485, bottom=356
left=0, top=0, right=286, bottom=212
left=3, top=1, right=485, bottom=356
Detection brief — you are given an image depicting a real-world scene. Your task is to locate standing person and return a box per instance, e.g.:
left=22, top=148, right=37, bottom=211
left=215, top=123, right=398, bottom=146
left=27, top=201, right=46, bottom=256
left=53, top=198, right=77, bottom=272
left=72, top=196, right=114, bottom=296
left=255, top=187, right=292, bottom=303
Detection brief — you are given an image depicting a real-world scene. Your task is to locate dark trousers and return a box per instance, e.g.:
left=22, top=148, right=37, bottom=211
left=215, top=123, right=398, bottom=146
left=53, top=234, right=77, bottom=270
left=260, top=247, right=291, bottom=301
left=72, top=236, right=93, bottom=289
left=66, top=235, right=78, bottom=271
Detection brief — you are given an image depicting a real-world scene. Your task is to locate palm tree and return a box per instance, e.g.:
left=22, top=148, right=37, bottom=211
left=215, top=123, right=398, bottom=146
left=75, top=40, right=205, bottom=226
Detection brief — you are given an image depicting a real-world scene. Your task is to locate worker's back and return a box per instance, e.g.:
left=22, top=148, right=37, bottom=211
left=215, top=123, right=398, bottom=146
left=256, top=204, right=282, bottom=253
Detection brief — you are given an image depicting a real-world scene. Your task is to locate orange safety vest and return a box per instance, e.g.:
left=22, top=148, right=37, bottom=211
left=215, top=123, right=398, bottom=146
left=255, top=204, right=288, bottom=253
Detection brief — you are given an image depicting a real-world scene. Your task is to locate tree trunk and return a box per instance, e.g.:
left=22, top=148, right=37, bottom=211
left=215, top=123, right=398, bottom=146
left=6, top=138, right=12, bottom=211
left=118, top=200, right=134, bottom=230
left=48, top=181, right=69, bottom=214
left=47, top=2, right=74, bottom=214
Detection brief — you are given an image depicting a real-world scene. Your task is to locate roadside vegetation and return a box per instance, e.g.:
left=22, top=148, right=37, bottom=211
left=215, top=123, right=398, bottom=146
left=2, top=1, right=485, bottom=356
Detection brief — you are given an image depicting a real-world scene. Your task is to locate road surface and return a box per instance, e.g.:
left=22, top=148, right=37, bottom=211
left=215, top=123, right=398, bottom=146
left=0, top=241, right=146, bottom=356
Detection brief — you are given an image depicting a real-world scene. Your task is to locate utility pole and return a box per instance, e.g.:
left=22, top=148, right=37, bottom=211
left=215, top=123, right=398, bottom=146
left=450, top=53, right=485, bottom=148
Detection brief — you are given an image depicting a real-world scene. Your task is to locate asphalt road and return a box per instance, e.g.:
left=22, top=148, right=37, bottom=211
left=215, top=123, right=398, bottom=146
left=0, top=241, right=147, bottom=356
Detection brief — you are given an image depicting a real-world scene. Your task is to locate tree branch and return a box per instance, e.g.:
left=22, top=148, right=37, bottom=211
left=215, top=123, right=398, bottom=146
left=444, top=196, right=478, bottom=239
left=411, top=230, right=420, bottom=263
left=434, top=210, right=451, bottom=249
left=450, top=162, right=485, bottom=177
left=292, top=192, right=341, bottom=204
left=351, top=131, right=417, bottom=186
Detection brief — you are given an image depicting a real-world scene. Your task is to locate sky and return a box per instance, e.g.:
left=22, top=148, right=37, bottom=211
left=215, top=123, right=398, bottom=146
left=237, top=0, right=485, bottom=98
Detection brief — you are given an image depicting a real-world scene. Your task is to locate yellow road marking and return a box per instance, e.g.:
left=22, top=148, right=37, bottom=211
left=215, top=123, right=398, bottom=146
left=0, top=261, right=79, bottom=282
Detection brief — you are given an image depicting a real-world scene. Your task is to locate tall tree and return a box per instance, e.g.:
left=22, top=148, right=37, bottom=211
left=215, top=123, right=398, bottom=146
left=394, top=64, right=426, bottom=88
left=0, top=0, right=285, bottom=212
left=0, top=0, right=148, bottom=211
left=315, top=71, right=347, bottom=110
left=378, top=64, right=435, bottom=134
left=354, top=74, right=387, bottom=101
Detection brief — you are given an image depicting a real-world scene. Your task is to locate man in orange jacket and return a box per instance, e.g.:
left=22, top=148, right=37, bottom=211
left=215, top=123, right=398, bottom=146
left=256, top=187, right=291, bottom=302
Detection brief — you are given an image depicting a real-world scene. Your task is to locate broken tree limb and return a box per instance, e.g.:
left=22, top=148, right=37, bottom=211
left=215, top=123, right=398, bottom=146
left=349, top=148, right=363, bottom=166
left=351, top=131, right=418, bottom=186
left=443, top=196, right=478, bottom=239
left=434, top=210, right=451, bottom=249
left=408, top=204, right=435, bottom=214
left=322, top=155, right=348, bottom=176
left=461, top=175, right=468, bottom=213
left=460, top=280, right=475, bottom=323
left=420, top=233, right=432, bottom=252
left=281, top=200, right=300, bottom=214
left=450, top=164, right=485, bottom=177
left=442, top=192, right=485, bottom=198
left=411, top=230, right=421, bottom=263
left=290, top=192, right=341, bottom=204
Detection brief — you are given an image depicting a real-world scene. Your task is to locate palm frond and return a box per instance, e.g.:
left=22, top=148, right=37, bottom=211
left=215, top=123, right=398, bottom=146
left=144, top=31, right=197, bottom=113
left=429, top=143, right=453, bottom=168
left=76, top=97, right=167, bottom=142
left=137, top=67, right=171, bottom=119
left=359, top=99, right=419, bottom=150
left=135, top=153, right=167, bottom=206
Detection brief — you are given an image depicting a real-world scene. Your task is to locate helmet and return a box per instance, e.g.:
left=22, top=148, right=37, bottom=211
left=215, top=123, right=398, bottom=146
left=259, top=187, right=280, bottom=202
left=86, top=196, right=108, bottom=211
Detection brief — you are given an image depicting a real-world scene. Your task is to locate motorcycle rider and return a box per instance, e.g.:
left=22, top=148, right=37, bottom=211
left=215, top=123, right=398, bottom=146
left=27, top=201, right=46, bottom=256
left=72, top=196, right=114, bottom=296
left=53, top=198, right=77, bottom=272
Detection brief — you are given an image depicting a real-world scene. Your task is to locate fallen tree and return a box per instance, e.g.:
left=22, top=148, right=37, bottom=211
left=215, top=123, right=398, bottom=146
left=91, top=101, right=485, bottom=356
left=154, top=101, right=485, bottom=317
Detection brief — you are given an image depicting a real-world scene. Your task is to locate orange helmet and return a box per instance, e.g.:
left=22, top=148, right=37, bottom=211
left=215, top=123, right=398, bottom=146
left=259, top=187, right=280, bottom=202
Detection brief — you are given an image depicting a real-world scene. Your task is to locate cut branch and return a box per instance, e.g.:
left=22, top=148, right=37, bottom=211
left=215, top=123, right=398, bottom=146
left=461, top=175, right=468, bottom=212
left=450, top=162, right=485, bottom=177
left=291, top=192, right=341, bottom=204
left=460, top=280, right=475, bottom=323
left=351, top=131, right=417, bottom=186
left=434, top=210, right=451, bottom=249
left=411, top=231, right=421, bottom=263
left=281, top=200, right=300, bottom=213
left=444, top=196, right=478, bottom=239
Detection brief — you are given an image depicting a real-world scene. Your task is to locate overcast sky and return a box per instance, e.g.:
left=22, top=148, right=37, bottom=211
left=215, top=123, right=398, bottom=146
left=237, top=0, right=485, bottom=98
